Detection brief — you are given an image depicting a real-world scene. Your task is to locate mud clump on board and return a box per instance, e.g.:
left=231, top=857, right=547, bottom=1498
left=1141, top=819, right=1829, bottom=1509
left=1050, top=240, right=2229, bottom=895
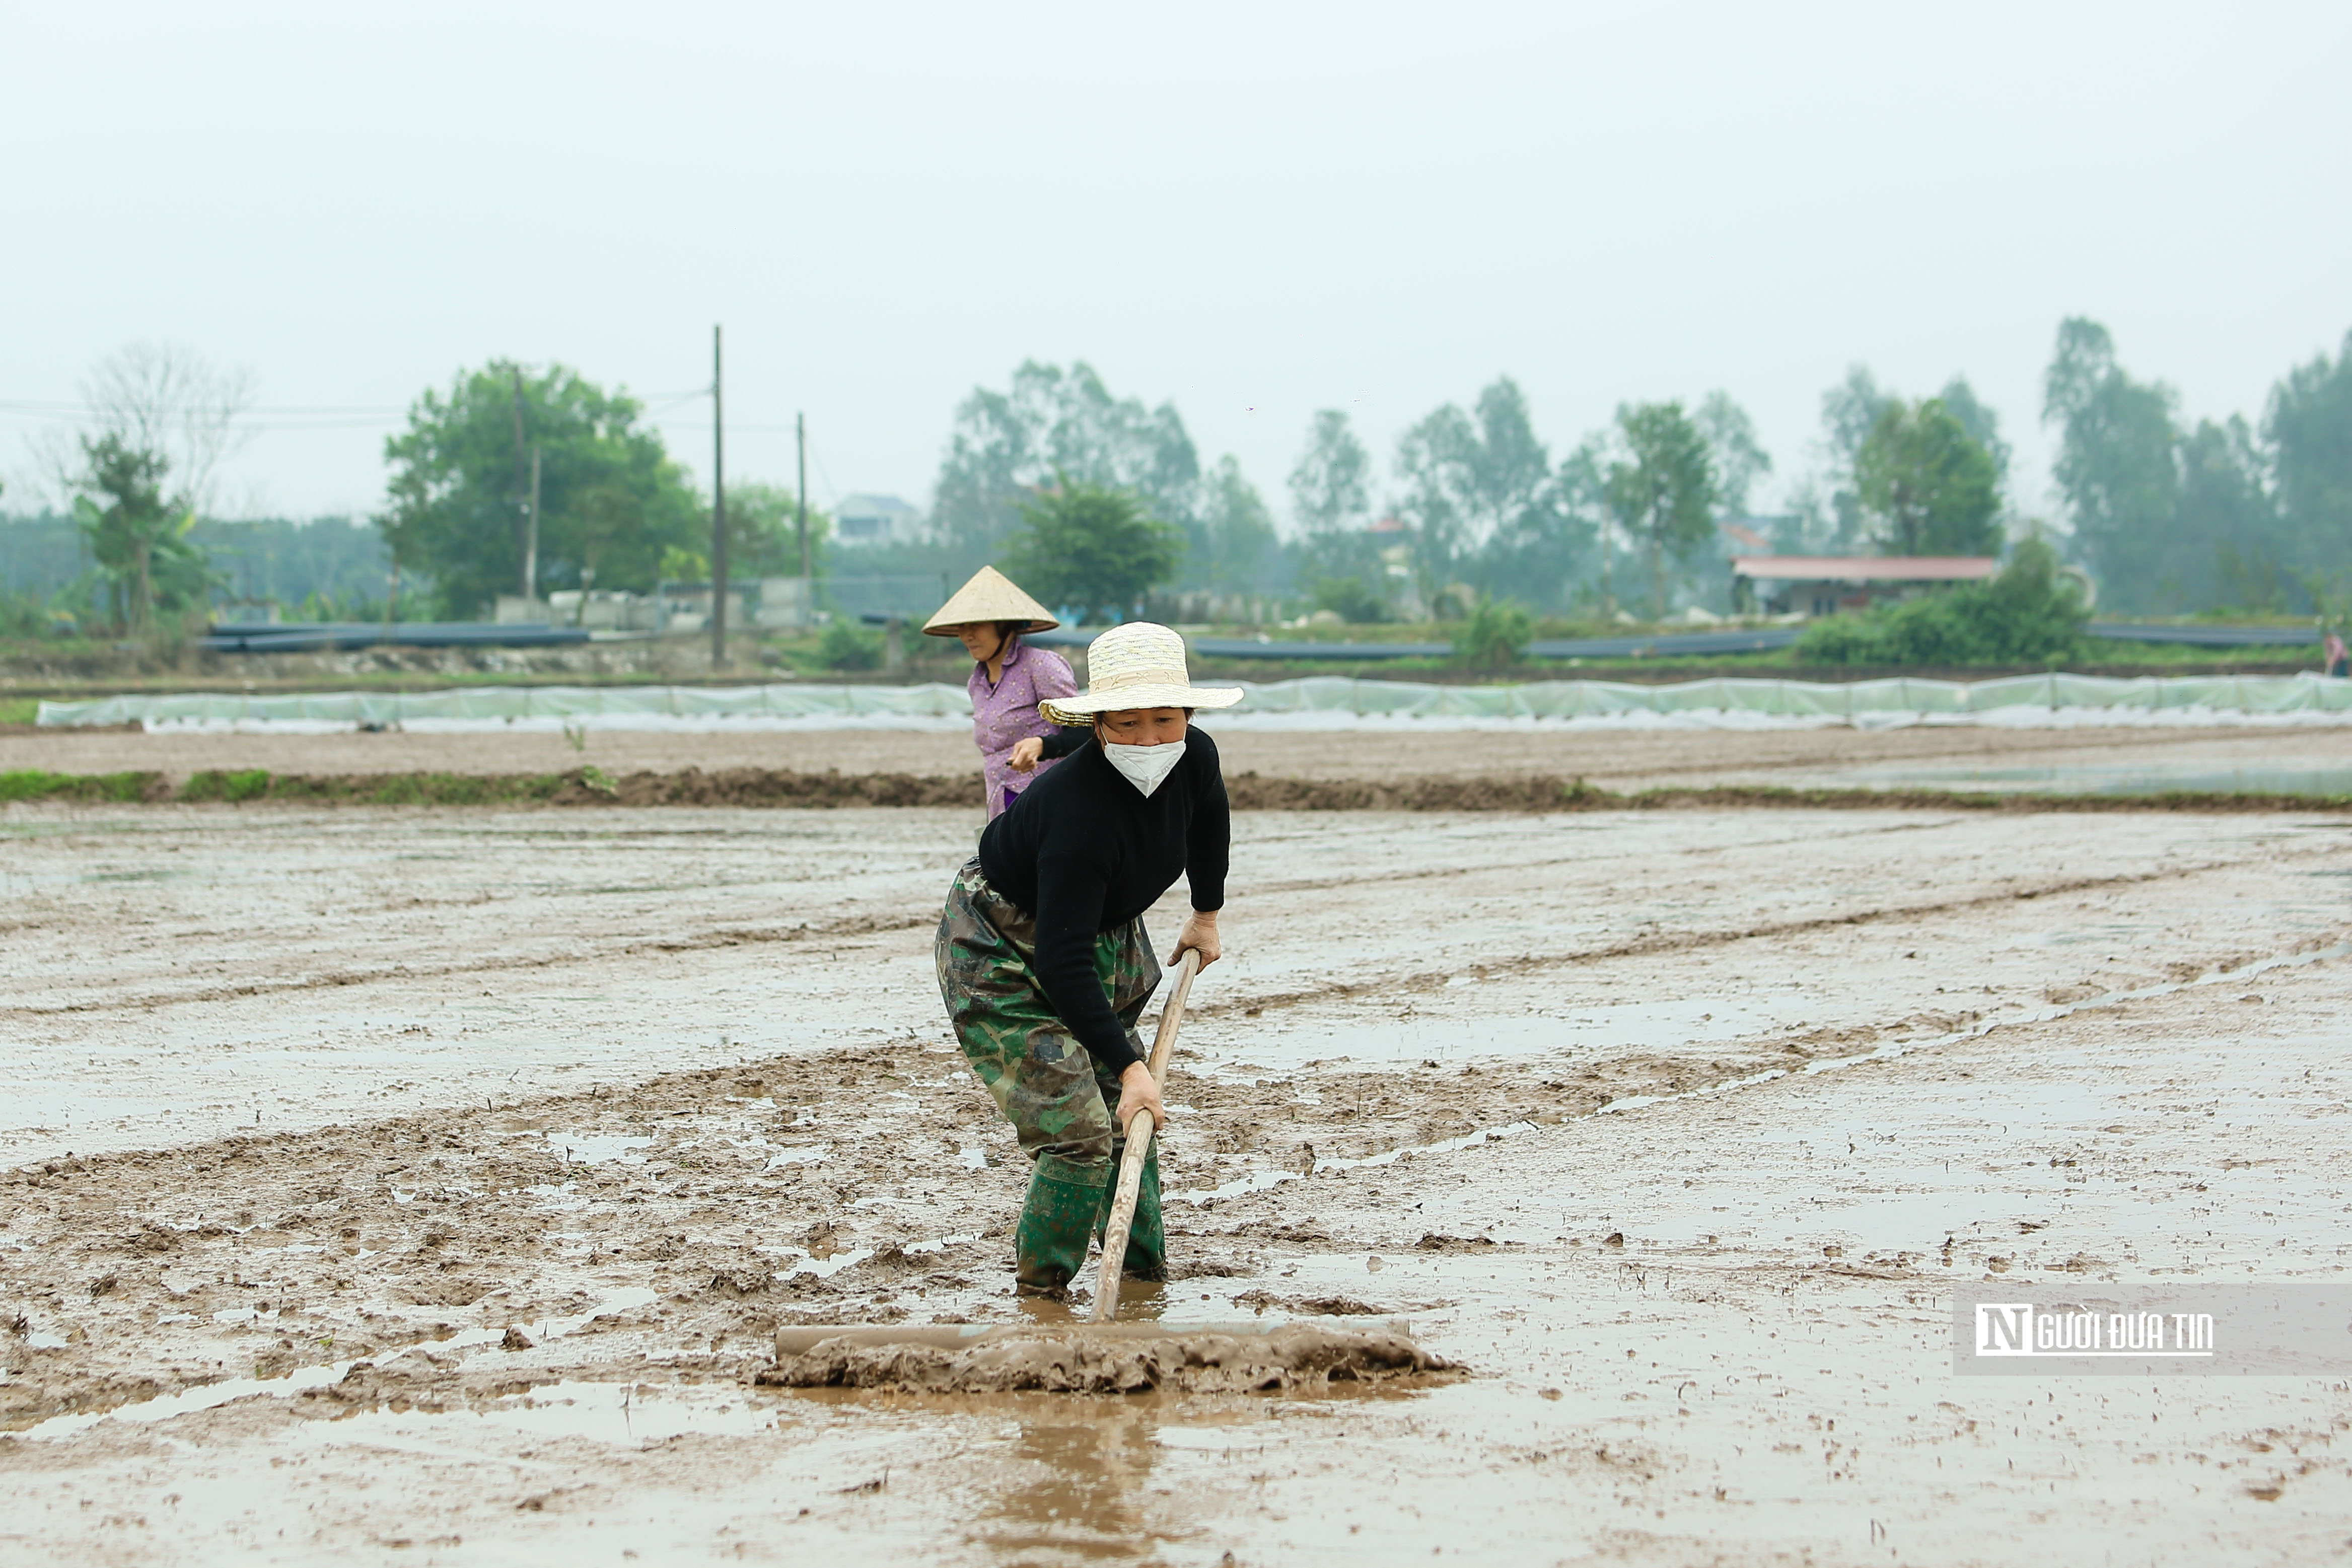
left=757, top=1324, right=1456, bottom=1395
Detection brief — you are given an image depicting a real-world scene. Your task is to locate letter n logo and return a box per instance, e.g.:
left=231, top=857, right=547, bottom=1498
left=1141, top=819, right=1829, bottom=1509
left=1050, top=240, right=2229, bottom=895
left=1977, top=1304, right=2033, bottom=1356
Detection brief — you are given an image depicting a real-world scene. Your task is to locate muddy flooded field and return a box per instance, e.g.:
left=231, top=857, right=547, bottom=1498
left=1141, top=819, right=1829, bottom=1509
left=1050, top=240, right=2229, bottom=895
left=4, top=795, right=2350, bottom=1563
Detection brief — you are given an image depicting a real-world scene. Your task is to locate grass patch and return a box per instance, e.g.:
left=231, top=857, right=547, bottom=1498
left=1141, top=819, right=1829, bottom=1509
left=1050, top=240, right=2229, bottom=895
left=221, top=771, right=573, bottom=806
left=0, top=769, right=575, bottom=807
left=178, top=768, right=274, bottom=803
left=0, top=769, right=162, bottom=803
left=0, top=697, right=39, bottom=726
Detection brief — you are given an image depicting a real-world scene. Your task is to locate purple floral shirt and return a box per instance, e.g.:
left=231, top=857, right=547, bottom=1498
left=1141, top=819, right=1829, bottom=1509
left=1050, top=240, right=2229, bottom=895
left=968, top=637, right=1078, bottom=817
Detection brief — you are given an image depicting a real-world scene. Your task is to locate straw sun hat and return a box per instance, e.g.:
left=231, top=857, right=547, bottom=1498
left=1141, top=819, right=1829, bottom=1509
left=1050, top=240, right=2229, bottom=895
left=1039, top=622, right=1242, bottom=724
left=920, top=566, right=1060, bottom=635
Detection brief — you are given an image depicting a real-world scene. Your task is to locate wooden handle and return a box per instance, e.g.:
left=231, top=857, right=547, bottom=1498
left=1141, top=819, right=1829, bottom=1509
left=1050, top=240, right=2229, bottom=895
left=1090, top=949, right=1199, bottom=1322
left=1143, top=948, right=1198, bottom=1083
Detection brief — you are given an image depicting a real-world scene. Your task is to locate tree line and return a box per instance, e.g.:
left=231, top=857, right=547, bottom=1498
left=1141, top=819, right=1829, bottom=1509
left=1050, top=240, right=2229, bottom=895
left=10, top=318, right=2347, bottom=633
left=914, top=360, right=2009, bottom=622
left=2044, top=318, right=2352, bottom=616
left=922, top=320, right=2348, bottom=624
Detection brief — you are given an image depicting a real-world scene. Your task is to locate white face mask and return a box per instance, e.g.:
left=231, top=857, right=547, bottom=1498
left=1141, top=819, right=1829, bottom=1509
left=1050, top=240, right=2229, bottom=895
left=1101, top=739, right=1186, bottom=797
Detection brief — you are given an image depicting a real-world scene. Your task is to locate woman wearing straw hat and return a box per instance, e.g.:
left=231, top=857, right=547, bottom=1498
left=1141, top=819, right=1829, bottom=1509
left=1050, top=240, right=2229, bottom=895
left=935, top=622, right=1241, bottom=1300
left=922, top=566, right=1086, bottom=818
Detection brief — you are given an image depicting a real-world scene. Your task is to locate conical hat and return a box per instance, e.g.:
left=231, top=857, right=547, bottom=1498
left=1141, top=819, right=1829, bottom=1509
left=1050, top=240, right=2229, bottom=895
left=921, top=566, right=1060, bottom=635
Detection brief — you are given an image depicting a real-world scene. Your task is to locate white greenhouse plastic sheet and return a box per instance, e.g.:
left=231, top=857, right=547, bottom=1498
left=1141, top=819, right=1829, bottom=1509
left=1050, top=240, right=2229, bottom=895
left=34, top=672, right=2352, bottom=734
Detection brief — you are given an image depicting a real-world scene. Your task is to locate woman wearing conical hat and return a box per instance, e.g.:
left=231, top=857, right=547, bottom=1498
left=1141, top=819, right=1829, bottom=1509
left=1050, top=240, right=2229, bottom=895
left=934, top=622, right=1242, bottom=1301
left=922, top=566, right=1085, bottom=818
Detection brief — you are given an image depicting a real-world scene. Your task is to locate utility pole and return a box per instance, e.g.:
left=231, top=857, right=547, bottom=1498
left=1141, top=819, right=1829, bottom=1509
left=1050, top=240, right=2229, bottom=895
left=524, top=446, right=542, bottom=608
left=796, top=411, right=810, bottom=621
left=510, top=368, right=532, bottom=603
left=711, top=324, right=728, bottom=666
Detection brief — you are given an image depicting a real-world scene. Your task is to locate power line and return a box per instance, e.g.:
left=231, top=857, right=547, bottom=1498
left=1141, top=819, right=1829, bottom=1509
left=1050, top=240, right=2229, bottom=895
left=802, top=427, right=844, bottom=509
left=647, top=417, right=809, bottom=434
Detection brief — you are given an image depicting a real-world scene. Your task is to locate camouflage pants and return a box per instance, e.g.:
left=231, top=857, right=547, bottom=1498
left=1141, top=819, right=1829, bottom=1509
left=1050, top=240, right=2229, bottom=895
left=937, top=859, right=1165, bottom=1292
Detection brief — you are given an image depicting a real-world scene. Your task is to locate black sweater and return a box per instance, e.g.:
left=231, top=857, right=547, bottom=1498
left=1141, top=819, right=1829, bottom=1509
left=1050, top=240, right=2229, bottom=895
left=977, top=729, right=1230, bottom=1074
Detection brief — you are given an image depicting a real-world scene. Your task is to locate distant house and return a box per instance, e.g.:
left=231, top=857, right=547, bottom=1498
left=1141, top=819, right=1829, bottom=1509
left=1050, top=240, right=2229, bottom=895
left=1731, top=555, right=2000, bottom=617
left=836, top=493, right=923, bottom=545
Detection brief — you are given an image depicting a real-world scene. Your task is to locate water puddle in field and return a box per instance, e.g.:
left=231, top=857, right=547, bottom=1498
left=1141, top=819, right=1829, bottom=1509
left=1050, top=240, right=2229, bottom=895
left=310, top=1379, right=785, bottom=1448
left=5, top=1287, right=660, bottom=1444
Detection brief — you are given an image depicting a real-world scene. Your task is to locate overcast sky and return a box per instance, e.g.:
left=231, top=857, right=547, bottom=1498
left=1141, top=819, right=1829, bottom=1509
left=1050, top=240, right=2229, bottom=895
left=6, top=1, right=2348, bottom=529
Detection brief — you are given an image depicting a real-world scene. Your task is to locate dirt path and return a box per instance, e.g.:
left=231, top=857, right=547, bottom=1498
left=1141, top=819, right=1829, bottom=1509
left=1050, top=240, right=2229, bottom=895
left=9, top=719, right=2351, bottom=791
left=3, top=802, right=2348, bottom=1562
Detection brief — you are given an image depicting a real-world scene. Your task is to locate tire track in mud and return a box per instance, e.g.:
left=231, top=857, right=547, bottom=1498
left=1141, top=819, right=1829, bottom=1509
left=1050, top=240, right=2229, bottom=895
left=1192, top=844, right=2345, bottom=1022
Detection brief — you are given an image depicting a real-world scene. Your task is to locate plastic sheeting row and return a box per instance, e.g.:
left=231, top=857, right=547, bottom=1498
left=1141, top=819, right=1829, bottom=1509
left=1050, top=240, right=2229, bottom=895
left=37, top=672, right=2352, bottom=732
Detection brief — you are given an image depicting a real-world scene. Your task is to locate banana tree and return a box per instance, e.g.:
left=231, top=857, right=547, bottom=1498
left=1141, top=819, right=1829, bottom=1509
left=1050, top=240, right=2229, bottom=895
left=74, top=434, right=208, bottom=630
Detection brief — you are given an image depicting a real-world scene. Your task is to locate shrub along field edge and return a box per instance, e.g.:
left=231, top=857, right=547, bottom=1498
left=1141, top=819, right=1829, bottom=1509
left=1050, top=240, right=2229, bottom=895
left=2, top=766, right=2345, bottom=815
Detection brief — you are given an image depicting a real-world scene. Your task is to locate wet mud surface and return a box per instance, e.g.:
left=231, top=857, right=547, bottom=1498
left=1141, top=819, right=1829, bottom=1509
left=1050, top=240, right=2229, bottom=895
left=4, top=800, right=2350, bottom=1562
left=763, top=1324, right=1453, bottom=1394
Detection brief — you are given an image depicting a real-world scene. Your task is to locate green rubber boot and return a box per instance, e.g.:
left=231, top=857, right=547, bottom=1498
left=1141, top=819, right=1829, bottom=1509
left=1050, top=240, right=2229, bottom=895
left=1016, top=1153, right=1111, bottom=1299
left=1094, top=1144, right=1166, bottom=1282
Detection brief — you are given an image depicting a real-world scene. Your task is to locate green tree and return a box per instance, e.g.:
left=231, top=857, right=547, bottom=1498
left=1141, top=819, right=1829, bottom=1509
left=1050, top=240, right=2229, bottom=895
left=1853, top=398, right=2002, bottom=556
left=1933, top=376, right=2012, bottom=487
left=1394, top=378, right=1561, bottom=603
left=817, top=620, right=882, bottom=671
left=379, top=361, right=702, bottom=617
left=999, top=479, right=1181, bottom=624
left=47, top=343, right=252, bottom=630
left=1452, top=595, right=1533, bottom=669
left=658, top=545, right=711, bottom=582
left=2044, top=318, right=2180, bottom=609
left=1190, top=457, right=1278, bottom=594
left=72, top=436, right=215, bottom=629
left=1478, top=463, right=1597, bottom=615
left=2265, top=329, right=2352, bottom=587
left=719, top=481, right=833, bottom=579
left=1694, top=391, right=1772, bottom=518
left=1310, top=576, right=1389, bottom=623
left=1790, top=369, right=1995, bottom=555
left=1288, top=409, right=1383, bottom=612
left=2188, top=416, right=2289, bottom=608
left=1605, top=401, right=1717, bottom=619
left=2040, top=317, right=2292, bottom=614
left=930, top=362, right=1200, bottom=574
left=1810, top=365, right=1895, bottom=551
left=1288, top=409, right=1372, bottom=536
